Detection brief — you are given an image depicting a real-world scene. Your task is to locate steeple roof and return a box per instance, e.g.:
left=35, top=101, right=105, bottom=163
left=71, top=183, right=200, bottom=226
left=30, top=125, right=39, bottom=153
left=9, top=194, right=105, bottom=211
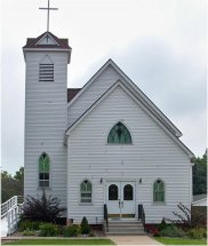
left=23, top=31, right=71, bottom=49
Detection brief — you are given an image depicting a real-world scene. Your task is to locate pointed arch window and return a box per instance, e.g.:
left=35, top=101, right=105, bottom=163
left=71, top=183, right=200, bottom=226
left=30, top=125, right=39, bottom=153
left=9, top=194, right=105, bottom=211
left=107, top=122, right=132, bottom=144
left=80, top=180, right=92, bottom=203
left=153, top=179, right=165, bottom=202
left=39, top=152, right=50, bottom=187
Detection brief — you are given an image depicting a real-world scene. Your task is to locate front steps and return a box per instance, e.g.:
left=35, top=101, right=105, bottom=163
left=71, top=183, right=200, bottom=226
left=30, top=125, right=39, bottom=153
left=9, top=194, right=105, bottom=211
left=104, top=219, right=145, bottom=235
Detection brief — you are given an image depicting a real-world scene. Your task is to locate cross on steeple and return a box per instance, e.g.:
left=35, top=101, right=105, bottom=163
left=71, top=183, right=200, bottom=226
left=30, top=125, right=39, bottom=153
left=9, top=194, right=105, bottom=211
left=39, top=0, right=58, bottom=32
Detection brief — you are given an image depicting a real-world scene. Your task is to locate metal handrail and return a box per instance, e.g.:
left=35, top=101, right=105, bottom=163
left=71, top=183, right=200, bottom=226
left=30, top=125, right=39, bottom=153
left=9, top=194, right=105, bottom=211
left=1, top=196, right=24, bottom=219
left=1, top=195, right=24, bottom=235
left=104, top=204, right=109, bottom=232
left=138, top=204, right=145, bottom=230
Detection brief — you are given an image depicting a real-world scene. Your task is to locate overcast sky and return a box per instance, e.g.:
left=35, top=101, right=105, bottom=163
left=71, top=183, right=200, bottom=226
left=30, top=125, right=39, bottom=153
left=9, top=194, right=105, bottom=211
left=1, top=0, right=206, bottom=174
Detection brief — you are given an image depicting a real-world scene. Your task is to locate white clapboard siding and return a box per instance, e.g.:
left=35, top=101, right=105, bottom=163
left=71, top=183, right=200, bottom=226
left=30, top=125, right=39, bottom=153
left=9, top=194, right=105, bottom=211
left=24, top=51, right=68, bottom=209
left=67, top=65, right=122, bottom=125
left=67, top=85, right=192, bottom=224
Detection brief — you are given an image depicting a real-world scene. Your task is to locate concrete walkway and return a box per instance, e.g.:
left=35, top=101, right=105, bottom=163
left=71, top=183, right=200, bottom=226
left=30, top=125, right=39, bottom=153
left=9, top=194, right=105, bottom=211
left=108, top=235, right=163, bottom=245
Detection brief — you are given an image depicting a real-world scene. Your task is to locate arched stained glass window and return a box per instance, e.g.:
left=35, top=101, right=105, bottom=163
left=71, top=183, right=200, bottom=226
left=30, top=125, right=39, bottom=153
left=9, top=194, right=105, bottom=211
left=107, top=122, right=132, bottom=144
left=153, top=179, right=165, bottom=202
left=80, top=180, right=92, bottom=203
left=39, top=152, right=50, bottom=187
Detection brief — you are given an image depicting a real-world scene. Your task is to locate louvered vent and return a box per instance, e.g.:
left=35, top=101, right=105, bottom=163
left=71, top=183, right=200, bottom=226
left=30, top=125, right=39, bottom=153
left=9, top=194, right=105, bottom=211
left=39, top=64, right=54, bottom=82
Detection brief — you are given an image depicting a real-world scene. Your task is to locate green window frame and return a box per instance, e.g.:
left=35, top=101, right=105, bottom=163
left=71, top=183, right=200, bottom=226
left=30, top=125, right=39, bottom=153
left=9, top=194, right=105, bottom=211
left=80, top=180, right=92, bottom=203
left=107, top=122, right=132, bottom=144
left=153, top=179, right=165, bottom=202
left=39, top=152, right=50, bottom=187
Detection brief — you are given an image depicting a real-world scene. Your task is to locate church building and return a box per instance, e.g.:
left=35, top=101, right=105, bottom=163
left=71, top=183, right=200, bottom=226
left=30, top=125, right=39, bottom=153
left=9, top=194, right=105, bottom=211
left=23, top=31, right=194, bottom=226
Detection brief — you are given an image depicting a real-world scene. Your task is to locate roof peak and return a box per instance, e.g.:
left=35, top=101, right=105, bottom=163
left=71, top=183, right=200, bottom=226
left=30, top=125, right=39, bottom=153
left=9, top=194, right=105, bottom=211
left=23, top=31, right=71, bottom=50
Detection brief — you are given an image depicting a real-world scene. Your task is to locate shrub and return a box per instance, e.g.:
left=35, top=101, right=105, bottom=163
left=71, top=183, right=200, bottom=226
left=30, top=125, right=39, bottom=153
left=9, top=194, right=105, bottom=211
left=80, top=217, right=91, bottom=235
left=165, top=203, right=192, bottom=229
left=64, top=224, right=80, bottom=237
left=160, top=224, right=186, bottom=237
left=187, top=228, right=207, bottom=239
left=18, top=220, right=41, bottom=232
left=89, top=231, right=95, bottom=237
left=21, top=190, right=66, bottom=223
left=23, top=229, right=36, bottom=236
left=39, top=223, right=59, bottom=237
left=158, top=218, right=167, bottom=231
left=145, top=225, right=160, bottom=236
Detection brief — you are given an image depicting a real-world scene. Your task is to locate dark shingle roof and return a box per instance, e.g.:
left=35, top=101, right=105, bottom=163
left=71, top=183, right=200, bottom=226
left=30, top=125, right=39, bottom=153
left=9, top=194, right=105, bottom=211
left=23, top=31, right=71, bottom=49
left=67, top=88, right=81, bottom=102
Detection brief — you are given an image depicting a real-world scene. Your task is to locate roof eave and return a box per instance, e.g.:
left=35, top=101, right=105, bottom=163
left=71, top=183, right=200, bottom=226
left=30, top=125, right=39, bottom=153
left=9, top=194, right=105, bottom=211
left=22, top=47, right=72, bottom=64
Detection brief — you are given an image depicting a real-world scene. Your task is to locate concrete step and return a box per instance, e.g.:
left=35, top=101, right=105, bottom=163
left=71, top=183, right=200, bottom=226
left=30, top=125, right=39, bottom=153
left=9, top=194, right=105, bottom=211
left=106, top=231, right=146, bottom=235
left=109, top=221, right=142, bottom=224
left=104, top=220, right=145, bottom=235
left=108, top=228, right=144, bottom=233
left=108, top=224, right=143, bottom=227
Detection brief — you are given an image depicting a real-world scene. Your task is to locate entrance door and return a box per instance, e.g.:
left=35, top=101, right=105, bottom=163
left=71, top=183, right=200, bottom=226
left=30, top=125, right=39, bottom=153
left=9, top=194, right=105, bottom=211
left=107, top=181, right=135, bottom=217
left=107, top=182, right=121, bottom=216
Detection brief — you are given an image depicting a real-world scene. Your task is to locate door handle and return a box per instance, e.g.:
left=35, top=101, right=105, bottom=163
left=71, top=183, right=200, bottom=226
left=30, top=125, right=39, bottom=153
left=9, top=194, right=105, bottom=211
left=121, top=201, right=124, bottom=208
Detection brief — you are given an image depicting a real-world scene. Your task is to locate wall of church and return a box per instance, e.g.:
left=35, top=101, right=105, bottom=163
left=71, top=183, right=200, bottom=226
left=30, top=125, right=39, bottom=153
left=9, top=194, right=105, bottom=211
left=24, top=51, right=68, bottom=209
left=67, top=85, right=192, bottom=224
left=67, top=64, right=122, bottom=126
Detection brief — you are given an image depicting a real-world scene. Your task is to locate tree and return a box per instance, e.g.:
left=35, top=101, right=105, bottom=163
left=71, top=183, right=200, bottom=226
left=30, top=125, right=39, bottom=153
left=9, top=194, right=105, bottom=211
left=193, top=150, right=207, bottom=195
left=1, top=167, right=24, bottom=203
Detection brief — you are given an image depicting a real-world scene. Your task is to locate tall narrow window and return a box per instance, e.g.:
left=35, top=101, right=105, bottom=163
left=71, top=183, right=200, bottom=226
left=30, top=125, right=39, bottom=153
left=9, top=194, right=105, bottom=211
left=107, top=122, right=132, bottom=144
left=39, top=152, right=50, bottom=187
left=153, top=179, right=165, bottom=202
left=80, top=180, right=92, bottom=203
left=39, top=64, right=54, bottom=82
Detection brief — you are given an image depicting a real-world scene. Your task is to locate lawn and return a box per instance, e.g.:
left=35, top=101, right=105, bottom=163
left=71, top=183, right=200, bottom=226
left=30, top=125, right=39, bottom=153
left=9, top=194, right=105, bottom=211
left=3, top=239, right=115, bottom=245
left=155, top=237, right=207, bottom=245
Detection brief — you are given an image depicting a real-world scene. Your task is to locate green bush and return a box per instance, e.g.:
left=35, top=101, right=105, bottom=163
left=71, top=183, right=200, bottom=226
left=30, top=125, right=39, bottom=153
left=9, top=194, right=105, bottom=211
left=187, top=228, right=206, bottom=239
left=160, top=225, right=186, bottom=237
left=89, top=231, right=95, bottom=237
left=158, top=218, right=167, bottom=231
left=39, top=223, right=59, bottom=237
left=63, top=224, right=80, bottom=237
left=23, top=229, right=36, bottom=236
left=18, top=220, right=41, bottom=232
left=80, top=217, right=91, bottom=235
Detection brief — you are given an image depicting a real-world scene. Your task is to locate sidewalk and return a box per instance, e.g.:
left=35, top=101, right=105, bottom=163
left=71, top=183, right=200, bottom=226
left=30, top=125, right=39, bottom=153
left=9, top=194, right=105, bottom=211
left=108, top=235, right=163, bottom=245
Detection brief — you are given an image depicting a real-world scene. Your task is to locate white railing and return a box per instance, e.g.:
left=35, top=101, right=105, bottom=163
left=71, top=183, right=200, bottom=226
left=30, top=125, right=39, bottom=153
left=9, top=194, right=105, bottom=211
left=1, top=196, right=24, bottom=236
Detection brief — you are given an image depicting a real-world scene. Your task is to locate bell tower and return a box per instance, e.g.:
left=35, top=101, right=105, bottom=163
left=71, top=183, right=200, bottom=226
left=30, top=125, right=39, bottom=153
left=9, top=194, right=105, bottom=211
left=23, top=31, right=71, bottom=208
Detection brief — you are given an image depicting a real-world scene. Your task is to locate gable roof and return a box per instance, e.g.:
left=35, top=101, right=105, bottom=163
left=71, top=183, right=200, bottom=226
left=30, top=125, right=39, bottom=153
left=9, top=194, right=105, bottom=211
left=23, top=31, right=71, bottom=49
left=65, top=79, right=194, bottom=159
left=67, top=59, right=182, bottom=138
left=67, top=88, right=81, bottom=102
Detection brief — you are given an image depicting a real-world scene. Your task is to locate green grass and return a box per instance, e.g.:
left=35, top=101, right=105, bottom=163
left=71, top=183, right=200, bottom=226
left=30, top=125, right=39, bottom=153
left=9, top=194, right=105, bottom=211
left=155, top=237, right=207, bottom=245
left=3, top=239, right=115, bottom=245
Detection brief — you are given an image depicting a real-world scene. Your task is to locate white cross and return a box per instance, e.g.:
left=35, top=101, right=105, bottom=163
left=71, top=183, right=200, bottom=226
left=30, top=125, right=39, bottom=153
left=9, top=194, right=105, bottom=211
left=39, top=0, right=58, bottom=32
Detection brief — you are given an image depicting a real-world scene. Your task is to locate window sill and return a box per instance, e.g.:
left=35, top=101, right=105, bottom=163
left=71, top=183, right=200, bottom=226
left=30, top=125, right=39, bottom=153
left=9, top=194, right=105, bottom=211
left=152, top=202, right=166, bottom=206
left=106, top=143, right=133, bottom=145
left=37, top=187, right=51, bottom=191
left=79, top=203, right=93, bottom=206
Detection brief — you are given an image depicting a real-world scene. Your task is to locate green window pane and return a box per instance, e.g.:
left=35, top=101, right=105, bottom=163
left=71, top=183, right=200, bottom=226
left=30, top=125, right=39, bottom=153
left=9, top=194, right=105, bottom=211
left=39, top=152, right=50, bottom=173
left=80, top=180, right=92, bottom=203
left=107, top=122, right=132, bottom=144
left=153, top=179, right=165, bottom=202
